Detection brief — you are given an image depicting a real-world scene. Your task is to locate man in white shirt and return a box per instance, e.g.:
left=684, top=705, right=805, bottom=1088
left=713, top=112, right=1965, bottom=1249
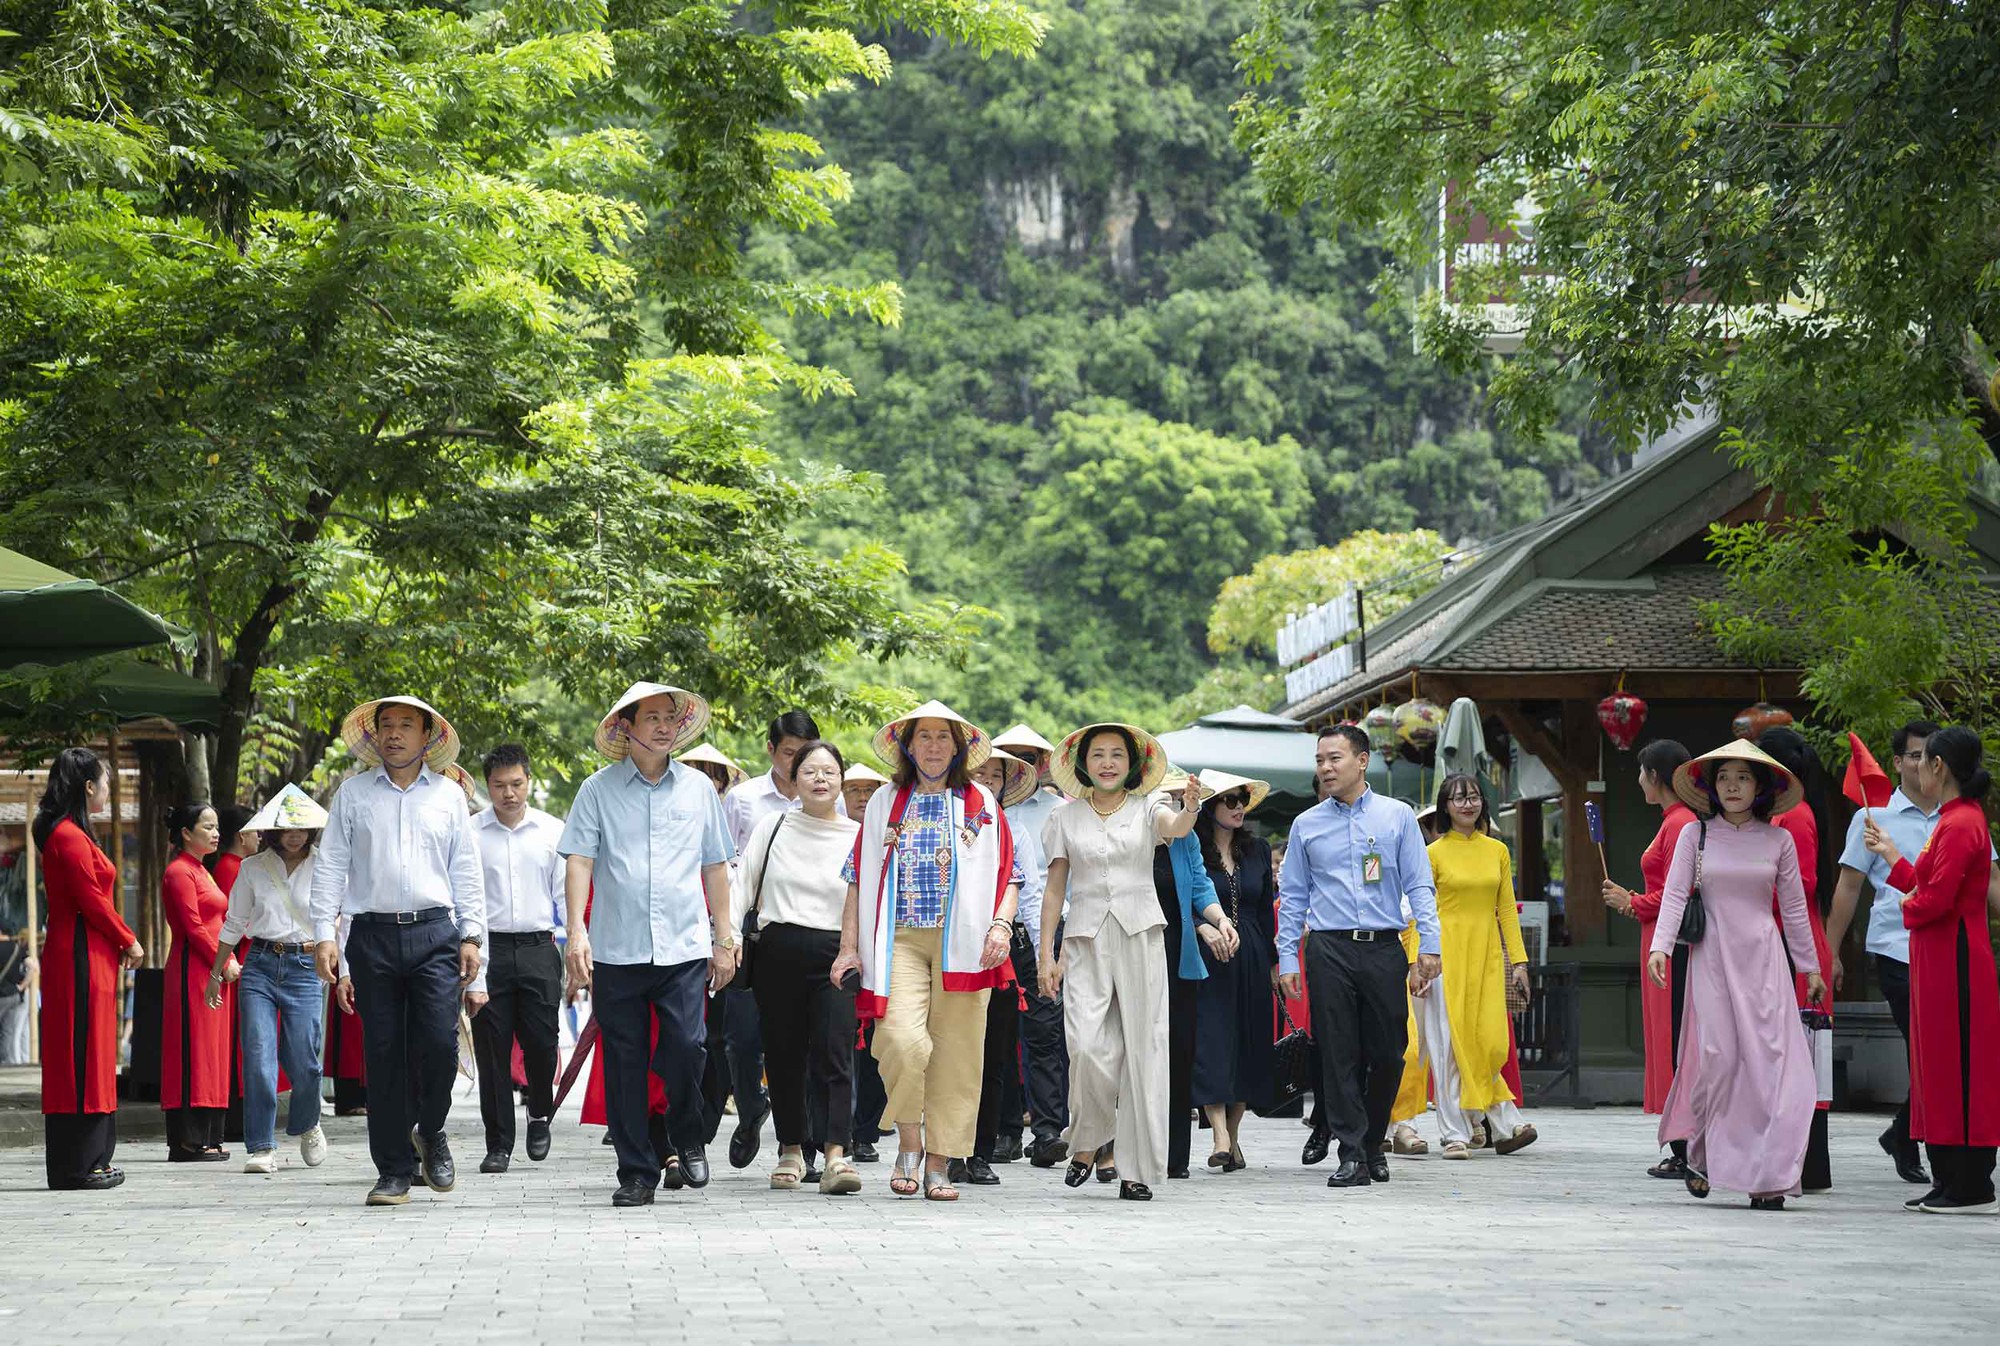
left=711, top=709, right=824, bottom=1168
left=466, top=744, right=566, bottom=1175
left=991, top=724, right=1069, bottom=1167
left=310, top=695, right=485, bottom=1207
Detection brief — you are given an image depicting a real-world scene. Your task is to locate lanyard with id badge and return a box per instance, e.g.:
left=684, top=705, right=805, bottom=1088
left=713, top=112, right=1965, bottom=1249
left=1361, top=834, right=1383, bottom=886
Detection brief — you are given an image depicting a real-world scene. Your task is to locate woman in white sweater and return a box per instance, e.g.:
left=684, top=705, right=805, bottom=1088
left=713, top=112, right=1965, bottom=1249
left=744, top=740, right=865, bottom=1195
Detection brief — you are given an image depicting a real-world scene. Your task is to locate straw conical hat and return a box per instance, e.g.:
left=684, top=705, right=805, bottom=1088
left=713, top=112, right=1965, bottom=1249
left=443, top=762, right=480, bottom=807
left=340, top=695, right=460, bottom=771
left=981, top=748, right=1040, bottom=809
left=843, top=761, right=890, bottom=787
left=594, top=681, right=712, bottom=761
left=243, top=783, right=328, bottom=832
left=1054, top=722, right=1169, bottom=798
left=1673, top=738, right=1805, bottom=817
left=1155, top=765, right=1216, bottom=804
left=679, top=743, right=747, bottom=792
left=1197, top=768, right=1271, bottom=813
left=871, top=700, right=992, bottom=773
left=992, top=724, right=1056, bottom=758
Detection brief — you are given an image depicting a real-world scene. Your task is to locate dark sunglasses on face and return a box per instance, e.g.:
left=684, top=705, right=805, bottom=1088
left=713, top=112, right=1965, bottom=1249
left=1219, top=791, right=1252, bottom=809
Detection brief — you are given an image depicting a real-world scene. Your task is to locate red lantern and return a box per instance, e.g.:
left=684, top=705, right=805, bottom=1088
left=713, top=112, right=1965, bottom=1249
left=1596, top=690, right=1649, bottom=751
left=1732, top=701, right=1793, bottom=741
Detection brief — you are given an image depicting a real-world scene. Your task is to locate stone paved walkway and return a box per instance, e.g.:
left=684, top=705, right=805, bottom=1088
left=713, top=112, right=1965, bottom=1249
left=2, top=1086, right=1993, bottom=1344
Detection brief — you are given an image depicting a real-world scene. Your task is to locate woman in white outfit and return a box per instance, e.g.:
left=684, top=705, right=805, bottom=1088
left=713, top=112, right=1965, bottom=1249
left=1039, top=722, right=1203, bottom=1201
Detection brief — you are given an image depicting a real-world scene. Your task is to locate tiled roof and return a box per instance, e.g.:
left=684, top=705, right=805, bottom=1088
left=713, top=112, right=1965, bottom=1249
left=1433, top=568, right=1728, bottom=670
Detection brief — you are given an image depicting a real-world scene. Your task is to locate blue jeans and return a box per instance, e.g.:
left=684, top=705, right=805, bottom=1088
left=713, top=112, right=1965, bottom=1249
left=238, top=945, right=326, bottom=1154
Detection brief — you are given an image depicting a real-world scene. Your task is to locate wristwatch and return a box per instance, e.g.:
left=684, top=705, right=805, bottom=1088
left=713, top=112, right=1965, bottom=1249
left=714, top=932, right=739, bottom=952
left=460, top=931, right=484, bottom=948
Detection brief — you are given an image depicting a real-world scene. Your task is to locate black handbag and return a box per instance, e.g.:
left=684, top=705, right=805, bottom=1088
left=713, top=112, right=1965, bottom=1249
left=1676, top=819, right=1709, bottom=947
left=725, top=814, right=785, bottom=992
left=1270, top=1002, right=1316, bottom=1107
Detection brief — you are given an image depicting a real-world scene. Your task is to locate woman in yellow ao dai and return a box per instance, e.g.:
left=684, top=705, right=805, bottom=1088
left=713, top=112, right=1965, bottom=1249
left=1416, top=774, right=1537, bottom=1158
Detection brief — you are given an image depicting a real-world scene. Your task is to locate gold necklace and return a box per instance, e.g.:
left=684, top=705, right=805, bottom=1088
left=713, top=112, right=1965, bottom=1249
left=1088, top=790, right=1125, bottom=817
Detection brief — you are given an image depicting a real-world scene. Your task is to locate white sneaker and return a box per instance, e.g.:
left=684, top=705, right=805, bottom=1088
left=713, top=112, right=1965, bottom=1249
left=244, top=1150, right=277, bottom=1175
left=299, top=1126, right=327, bottom=1168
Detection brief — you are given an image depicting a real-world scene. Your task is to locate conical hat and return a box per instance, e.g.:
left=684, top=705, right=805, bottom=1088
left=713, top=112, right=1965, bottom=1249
left=1155, top=765, right=1217, bottom=804
left=340, top=695, right=460, bottom=770
left=243, top=783, right=328, bottom=832
left=443, top=762, right=480, bottom=808
left=594, top=681, right=711, bottom=761
left=992, top=723, right=1056, bottom=758
left=843, top=761, right=890, bottom=787
left=1198, top=768, right=1271, bottom=813
left=981, top=748, right=1040, bottom=809
left=1672, top=738, right=1805, bottom=817
left=1054, top=722, right=1169, bottom=798
left=679, top=743, right=746, bottom=792
left=871, top=700, right=991, bottom=773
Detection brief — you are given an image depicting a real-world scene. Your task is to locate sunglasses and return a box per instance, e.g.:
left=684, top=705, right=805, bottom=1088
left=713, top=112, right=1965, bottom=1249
left=1218, top=791, right=1252, bottom=809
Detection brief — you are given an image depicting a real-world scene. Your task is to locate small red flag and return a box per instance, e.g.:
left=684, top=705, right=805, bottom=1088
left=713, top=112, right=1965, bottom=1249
left=1843, top=732, right=1893, bottom=810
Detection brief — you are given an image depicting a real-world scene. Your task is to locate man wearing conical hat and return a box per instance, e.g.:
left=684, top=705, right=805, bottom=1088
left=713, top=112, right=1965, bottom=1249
left=310, top=695, right=487, bottom=1207
left=558, top=681, right=738, bottom=1208
left=989, top=723, right=1071, bottom=1167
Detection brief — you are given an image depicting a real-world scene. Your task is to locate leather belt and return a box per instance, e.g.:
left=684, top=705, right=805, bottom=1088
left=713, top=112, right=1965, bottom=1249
left=489, top=929, right=555, bottom=945
left=351, top=908, right=449, bottom=926
left=252, top=938, right=315, bottom=956
left=1319, top=928, right=1401, bottom=942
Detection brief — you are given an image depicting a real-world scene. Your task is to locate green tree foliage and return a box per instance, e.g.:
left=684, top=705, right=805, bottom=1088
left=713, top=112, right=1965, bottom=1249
left=1236, top=0, right=2000, bottom=737
left=0, top=0, right=1041, bottom=794
left=1206, top=529, right=1448, bottom=658
left=758, top=0, right=1614, bottom=733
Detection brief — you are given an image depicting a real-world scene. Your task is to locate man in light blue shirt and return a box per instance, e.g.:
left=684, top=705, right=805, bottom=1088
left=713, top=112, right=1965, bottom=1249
left=1276, top=724, right=1441, bottom=1188
left=991, top=724, right=1070, bottom=1167
left=560, top=681, right=736, bottom=1207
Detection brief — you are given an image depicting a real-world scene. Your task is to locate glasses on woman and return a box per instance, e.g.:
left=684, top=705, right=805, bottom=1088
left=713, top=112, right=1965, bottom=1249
left=1217, top=791, right=1252, bottom=809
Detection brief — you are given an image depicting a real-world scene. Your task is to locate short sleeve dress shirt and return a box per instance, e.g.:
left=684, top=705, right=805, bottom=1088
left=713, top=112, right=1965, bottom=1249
left=558, top=758, right=734, bottom=967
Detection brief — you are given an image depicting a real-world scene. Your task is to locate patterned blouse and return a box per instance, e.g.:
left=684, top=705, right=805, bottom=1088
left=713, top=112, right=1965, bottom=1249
left=843, top=788, right=1026, bottom=929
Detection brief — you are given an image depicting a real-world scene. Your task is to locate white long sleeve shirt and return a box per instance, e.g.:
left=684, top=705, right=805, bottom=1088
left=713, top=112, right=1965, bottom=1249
left=309, top=765, right=485, bottom=945
left=219, top=849, right=318, bottom=946
left=468, top=805, right=565, bottom=995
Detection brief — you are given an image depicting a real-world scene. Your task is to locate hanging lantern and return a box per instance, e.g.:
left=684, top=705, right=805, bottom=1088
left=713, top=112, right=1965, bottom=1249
left=1596, top=675, right=1649, bottom=752
left=1361, top=704, right=1399, bottom=756
left=1394, top=697, right=1445, bottom=761
left=1732, top=701, right=1793, bottom=741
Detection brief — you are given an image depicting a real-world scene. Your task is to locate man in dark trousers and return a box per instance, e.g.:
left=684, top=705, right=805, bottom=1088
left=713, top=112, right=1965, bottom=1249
left=561, top=681, right=738, bottom=1208
left=1275, top=724, right=1440, bottom=1188
left=312, top=695, right=486, bottom=1207
left=467, top=744, right=567, bottom=1174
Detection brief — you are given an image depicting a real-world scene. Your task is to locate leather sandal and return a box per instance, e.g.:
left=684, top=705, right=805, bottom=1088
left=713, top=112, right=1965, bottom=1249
left=770, top=1152, right=806, bottom=1190
left=1648, top=1155, right=1687, bottom=1180
left=889, top=1151, right=921, bottom=1197
left=1684, top=1166, right=1711, bottom=1199
left=922, top=1167, right=959, bottom=1202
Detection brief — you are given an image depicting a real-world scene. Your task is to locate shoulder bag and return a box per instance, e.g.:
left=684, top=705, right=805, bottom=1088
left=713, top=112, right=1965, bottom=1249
left=1675, top=819, right=1708, bottom=947
left=725, top=813, right=785, bottom=992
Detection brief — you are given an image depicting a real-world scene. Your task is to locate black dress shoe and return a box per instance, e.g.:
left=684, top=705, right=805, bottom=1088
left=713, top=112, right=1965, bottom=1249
left=678, top=1146, right=711, bottom=1189
left=729, top=1108, right=765, bottom=1170
left=612, top=1181, right=655, bottom=1207
left=1028, top=1137, right=1068, bottom=1168
left=1302, top=1131, right=1331, bottom=1166
left=963, top=1156, right=1000, bottom=1185
left=1167, top=1166, right=1190, bottom=1179
left=1327, top=1159, right=1372, bottom=1188
left=1064, top=1159, right=1092, bottom=1188
left=1367, top=1154, right=1391, bottom=1183
left=77, top=1167, right=125, bottom=1190
left=993, top=1133, right=1023, bottom=1163
left=526, top=1118, right=552, bottom=1162
left=1880, top=1127, right=1930, bottom=1184
left=1118, top=1181, right=1152, bottom=1201
left=365, top=1175, right=411, bottom=1206
left=852, top=1140, right=879, bottom=1163
left=419, top=1134, right=455, bottom=1192
left=948, top=1158, right=968, bottom=1184
left=1095, top=1164, right=1119, bottom=1183
left=1749, top=1195, right=1786, bottom=1211
left=479, top=1152, right=510, bottom=1174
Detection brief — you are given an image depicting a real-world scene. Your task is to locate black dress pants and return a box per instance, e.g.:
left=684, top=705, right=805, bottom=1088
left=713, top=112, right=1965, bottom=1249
left=44, top=1112, right=117, bottom=1189
left=471, top=931, right=562, bottom=1156
left=1304, top=930, right=1409, bottom=1165
left=852, top=1021, right=887, bottom=1141
left=1010, top=921, right=1068, bottom=1143
left=752, top=923, right=857, bottom=1153
left=596, top=957, right=708, bottom=1188
left=163, top=1106, right=224, bottom=1155
left=346, top=912, right=462, bottom=1180
left=973, top=979, right=1020, bottom=1160
left=1166, top=973, right=1198, bottom=1174
left=1877, top=955, right=1917, bottom=1152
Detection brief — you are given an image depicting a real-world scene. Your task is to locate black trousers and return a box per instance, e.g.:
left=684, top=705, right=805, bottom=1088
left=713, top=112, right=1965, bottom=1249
left=701, top=986, right=770, bottom=1144
left=752, top=924, right=857, bottom=1153
left=596, top=958, right=708, bottom=1188
left=346, top=913, right=462, bottom=1180
left=852, top=1021, right=887, bottom=1141
left=471, top=931, right=562, bottom=1156
left=163, top=1106, right=224, bottom=1155
left=1010, top=921, right=1068, bottom=1143
left=1304, top=930, right=1409, bottom=1165
left=974, top=979, right=1020, bottom=1160
left=1167, top=974, right=1198, bottom=1174
left=1877, top=955, right=1917, bottom=1152
left=44, top=1112, right=117, bottom=1189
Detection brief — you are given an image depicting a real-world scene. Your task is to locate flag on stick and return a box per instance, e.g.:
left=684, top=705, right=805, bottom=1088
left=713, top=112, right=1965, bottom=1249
left=1843, top=732, right=1893, bottom=815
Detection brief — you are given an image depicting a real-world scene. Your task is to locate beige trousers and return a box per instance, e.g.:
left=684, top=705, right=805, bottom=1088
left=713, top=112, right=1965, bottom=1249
left=872, top=925, right=991, bottom=1158
left=1062, top=921, right=1168, bottom=1187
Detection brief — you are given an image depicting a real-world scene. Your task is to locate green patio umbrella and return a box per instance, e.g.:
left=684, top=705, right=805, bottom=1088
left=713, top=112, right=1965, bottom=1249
left=0, top=545, right=183, bottom=670
left=1157, top=705, right=1319, bottom=825
left=0, top=658, right=224, bottom=731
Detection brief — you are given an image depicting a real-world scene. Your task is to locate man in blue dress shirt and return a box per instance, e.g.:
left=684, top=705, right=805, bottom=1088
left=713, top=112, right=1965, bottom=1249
left=1277, top=724, right=1442, bottom=1188
left=560, top=681, right=738, bottom=1208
